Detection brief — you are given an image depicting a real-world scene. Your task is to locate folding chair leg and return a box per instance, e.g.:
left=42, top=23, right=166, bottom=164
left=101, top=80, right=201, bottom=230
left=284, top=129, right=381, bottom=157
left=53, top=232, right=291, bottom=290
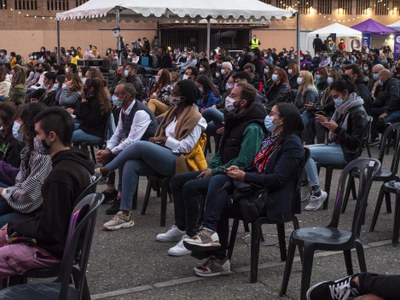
left=300, top=244, right=315, bottom=300
left=276, top=223, right=287, bottom=261
left=385, top=192, right=392, bottom=214
left=279, top=238, right=297, bottom=296
left=370, top=186, right=385, bottom=232
left=250, top=219, right=262, bottom=283
left=323, top=168, right=333, bottom=210
left=392, top=190, right=400, bottom=245
left=355, top=240, right=367, bottom=272
left=343, top=250, right=353, bottom=275
left=227, top=218, right=240, bottom=259
left=141, top=178, right=153, bottom=215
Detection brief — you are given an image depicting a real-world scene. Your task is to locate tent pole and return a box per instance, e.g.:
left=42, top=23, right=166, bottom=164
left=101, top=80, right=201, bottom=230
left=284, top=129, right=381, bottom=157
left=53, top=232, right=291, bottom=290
left=116, top=6, right=122, bottom=66
left=296, top=11, right=300, bottom=67
left=56, top=20, right=61, bottom=65
left=206, top=17, right=211, bottom=58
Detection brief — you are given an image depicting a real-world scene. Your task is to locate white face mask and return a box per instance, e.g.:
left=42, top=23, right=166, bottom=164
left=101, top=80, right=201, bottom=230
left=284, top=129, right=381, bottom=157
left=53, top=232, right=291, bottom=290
left=155, top=75, right=160, bottom=82
left=221, top=69, right=226, bottom=75
left=297, top=77, right=303, bottom=85
left=288, top=69, right=293, bottom=74
left=182, top=74, right=189, bottom=80
left=264, top=68, right=269, bottom=74
left=124, top=70, right=129, bottom=77
left=199, top=67, right=205, bottom=73
left=225, top=82, right=234, bottom=90
left=169, top=96, right=185, bottom=106
left=225, top=96, right=236, bottom=112
left=327, top=77, right=334, bottom=85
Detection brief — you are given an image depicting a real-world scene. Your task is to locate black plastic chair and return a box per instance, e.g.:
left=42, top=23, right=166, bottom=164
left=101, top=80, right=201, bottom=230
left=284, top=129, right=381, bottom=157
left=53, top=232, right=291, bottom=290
left=279, top=158, right=381, bottom=300
left=8, top=175, right=102, bottom=294
left=227, top=148, right=309, bottom=283
left=0, top=193, right=104, bottom=300
left=342, top=122, right=400, bottom=214
left=316, top=116, right=372, bottom=210
left=141, top=175, right=171, bottom=227
left=370, top=180, right=400, bottom=245
left=227, top=216, right=300, bottom=283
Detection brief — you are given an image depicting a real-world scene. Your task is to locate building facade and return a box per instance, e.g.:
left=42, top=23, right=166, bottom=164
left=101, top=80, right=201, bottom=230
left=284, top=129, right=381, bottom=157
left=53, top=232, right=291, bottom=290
left=1, top=0, right=400, bottom=56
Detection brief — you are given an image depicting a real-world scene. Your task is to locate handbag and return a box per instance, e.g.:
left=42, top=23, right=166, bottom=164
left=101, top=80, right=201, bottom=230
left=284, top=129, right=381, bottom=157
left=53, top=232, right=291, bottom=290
left=231, top=180, right=268, bottom=224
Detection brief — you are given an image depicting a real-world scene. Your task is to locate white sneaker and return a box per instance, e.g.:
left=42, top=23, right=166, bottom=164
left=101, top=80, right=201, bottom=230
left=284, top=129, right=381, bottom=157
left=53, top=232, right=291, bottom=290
left=301, top=184, right=311, bottom=202
left=304, top=191, right=328, bottom=211
left=156, top=225, right=186, bottom=242
left=168, top=235, right=191, bottom=256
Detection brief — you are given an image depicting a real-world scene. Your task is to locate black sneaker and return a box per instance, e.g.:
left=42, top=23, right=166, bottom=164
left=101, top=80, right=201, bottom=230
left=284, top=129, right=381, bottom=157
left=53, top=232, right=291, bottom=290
left=102, top=190, right=118, bottom=204
left=306, top=274, right=360, bottom=300
left=105, top=198, right=121, bottom=215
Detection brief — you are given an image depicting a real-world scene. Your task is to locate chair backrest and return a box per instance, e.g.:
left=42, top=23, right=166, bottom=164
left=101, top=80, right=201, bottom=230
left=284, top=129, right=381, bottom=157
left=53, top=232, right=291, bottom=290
left=57, top=193, right=104, bottom=300
left=328, top=158, right=381, bottom=237
left=74, top=174, right=102, bottom=206
left=378, top=122, right=400, bottom=174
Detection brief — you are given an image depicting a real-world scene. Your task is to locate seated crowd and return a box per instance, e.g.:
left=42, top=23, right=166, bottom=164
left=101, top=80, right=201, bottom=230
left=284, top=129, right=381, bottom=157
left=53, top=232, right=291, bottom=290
left=0, top=41, right=397, bottom=300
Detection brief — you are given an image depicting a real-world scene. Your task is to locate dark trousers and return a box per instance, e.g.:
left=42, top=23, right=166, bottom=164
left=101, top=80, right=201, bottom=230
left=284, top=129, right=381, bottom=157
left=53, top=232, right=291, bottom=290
left=170, top=171, right=208, bottom=237
left=359, top=273, right=400, bottom=300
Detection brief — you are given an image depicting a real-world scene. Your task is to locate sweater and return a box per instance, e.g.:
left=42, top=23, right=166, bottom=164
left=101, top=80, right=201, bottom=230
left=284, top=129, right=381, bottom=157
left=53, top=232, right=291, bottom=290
left=8, top=149, right=94, bottom=258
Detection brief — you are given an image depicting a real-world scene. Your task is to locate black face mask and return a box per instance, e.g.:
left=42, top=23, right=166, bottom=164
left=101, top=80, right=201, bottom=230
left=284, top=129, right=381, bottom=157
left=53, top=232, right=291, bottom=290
left=41, top=138, right=51, bottom=151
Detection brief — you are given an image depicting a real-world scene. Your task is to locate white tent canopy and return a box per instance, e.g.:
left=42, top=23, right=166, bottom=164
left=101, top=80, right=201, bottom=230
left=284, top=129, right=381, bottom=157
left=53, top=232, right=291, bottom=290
left=306, top=23, right=362, bottom=53
left=388, top=20, right=400, bottom=30
left=55, top=0, right=297, bottom=64
left=56, top=0, right=295, bottom=22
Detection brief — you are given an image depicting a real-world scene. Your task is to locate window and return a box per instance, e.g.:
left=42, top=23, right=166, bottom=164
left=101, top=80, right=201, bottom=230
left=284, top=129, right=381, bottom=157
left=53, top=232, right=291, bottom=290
left=47, top=0, right=69, bottom=11
left=276, top=0, right=292, bottom=9
left=356, top=0, right=371, bottom=15
left=394, top=0, right=400, bottom=15
left=0, top=0, right=7, bottom=9
left=297, top=0, right=314, bottom=14
left=338, top=0, right=352, bottom=15
left=76, top=0, right=87, bottom=6
left=14, top=0, right=37, bottom=10
left=317, top=0, right=332, bottom=14
left=374, top=0, right=389, bottom=15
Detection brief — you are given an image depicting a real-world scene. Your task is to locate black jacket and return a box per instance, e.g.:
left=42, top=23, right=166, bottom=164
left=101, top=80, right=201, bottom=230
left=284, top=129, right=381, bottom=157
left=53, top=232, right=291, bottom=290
left=75, top=95, right=109, bottom=138
left=265, top=82, right=290, bottom=111
left=244, top=134, right=305, bottom=222
left=8, top=149, right=94, bottom=258
left=334, top=103, right=369, bottom=163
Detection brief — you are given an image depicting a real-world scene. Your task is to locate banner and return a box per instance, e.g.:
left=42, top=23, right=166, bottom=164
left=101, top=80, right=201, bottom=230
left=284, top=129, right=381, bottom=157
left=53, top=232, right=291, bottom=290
left=394, top=33, right=400, bottom=62
left=362, top=32, right=371, bottom=50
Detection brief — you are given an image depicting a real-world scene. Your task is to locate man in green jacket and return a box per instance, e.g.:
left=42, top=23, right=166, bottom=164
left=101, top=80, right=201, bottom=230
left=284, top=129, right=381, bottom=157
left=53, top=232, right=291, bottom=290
left=156, top=82, right=266, bottom=257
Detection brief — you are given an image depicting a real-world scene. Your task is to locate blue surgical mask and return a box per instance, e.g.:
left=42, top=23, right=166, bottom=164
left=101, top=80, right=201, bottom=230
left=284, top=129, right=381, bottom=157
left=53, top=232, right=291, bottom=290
left=271, top=74, right=279, bottom=82
left=264, top=115, right=276, bottom=133
left=53, top=83, right=59, bottom=91
left=124, top=70, right=129, bottom=77
left=373, top=73, right=379, bottom=81
left=327, top=77, right=334, bottom=85
left=333, top=97, right=344, bottom=108
left=111, top=94, right=122, bottom=108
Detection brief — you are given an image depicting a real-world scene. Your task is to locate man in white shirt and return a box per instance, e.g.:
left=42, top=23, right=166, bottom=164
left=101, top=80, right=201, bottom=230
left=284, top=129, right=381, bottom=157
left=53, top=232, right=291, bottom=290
left=96, top=82, right=158, bottom=213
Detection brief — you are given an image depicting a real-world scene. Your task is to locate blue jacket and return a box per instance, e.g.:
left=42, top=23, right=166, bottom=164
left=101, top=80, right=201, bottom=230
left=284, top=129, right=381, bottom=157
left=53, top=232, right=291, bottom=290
left=244, top=133, right=305, bottom=222
left=197, top=91, right=220, bottom=111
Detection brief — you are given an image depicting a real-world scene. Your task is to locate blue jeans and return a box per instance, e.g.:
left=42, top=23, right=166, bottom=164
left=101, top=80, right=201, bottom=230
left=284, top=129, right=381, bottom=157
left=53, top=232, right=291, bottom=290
left=0, top=201, right=32, bottom=228
left=105, top=141, right=178, bottom=211
left=385, top=110, right=400, bottom=124
left=302, top=111, right=316, bottom=145
left=305, top=143, right=345, bottom=188
left=202, top=108, right=224, bottom=136
left=72, top=129, right=102, bottom=144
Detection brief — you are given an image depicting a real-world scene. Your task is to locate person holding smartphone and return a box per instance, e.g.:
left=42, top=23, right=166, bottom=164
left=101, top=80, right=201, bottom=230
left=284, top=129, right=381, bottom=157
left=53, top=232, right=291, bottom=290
left=302, top=75, right=369, bottom=211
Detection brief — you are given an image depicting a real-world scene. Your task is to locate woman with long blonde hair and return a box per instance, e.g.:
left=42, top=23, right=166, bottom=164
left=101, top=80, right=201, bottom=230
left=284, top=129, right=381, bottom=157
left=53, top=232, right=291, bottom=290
left=294, top=70, right=318, bottom=113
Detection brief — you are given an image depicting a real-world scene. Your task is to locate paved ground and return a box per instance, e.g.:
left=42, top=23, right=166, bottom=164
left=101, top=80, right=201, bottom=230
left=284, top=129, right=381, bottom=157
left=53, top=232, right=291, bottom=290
left=78, top=144, right=400, bottom=300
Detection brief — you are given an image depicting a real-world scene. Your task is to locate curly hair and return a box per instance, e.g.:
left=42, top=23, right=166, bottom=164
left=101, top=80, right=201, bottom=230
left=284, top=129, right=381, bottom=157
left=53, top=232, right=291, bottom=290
left=83, top=78, right=111, bottom=116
